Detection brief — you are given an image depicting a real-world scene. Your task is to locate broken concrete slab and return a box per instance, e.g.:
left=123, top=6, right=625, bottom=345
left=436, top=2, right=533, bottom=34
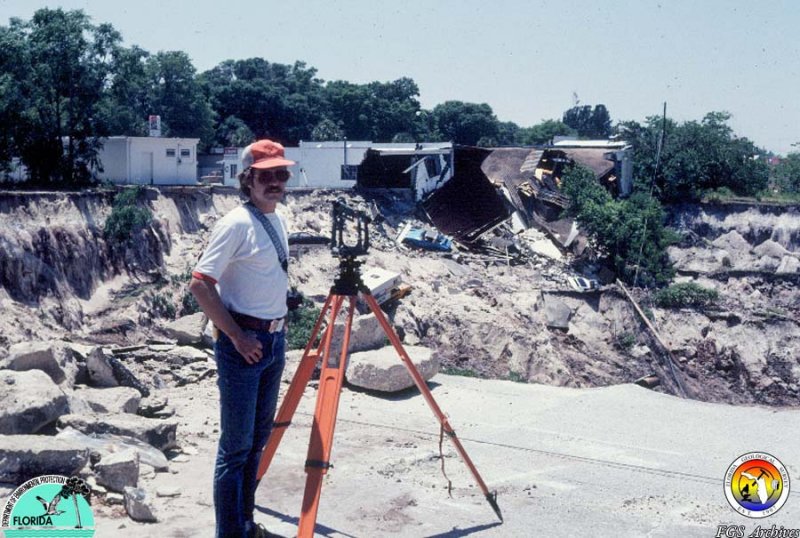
left=94, top=448, right=140, bottom=493
left=124, top=486, right=158, bottom=522
left=346, top=345, right=439, bottom=393
left=330, top=313, right=387, bottom=355
left=156, top=486, right=181, bottom=497
left=542, top=293, right=572, bottom=330
left=169, top=346, right=209, bottom=364
left=55, top=427, right=169, bottom=471
left=530, top=239, right=564, bottom=261
left=0, top=434, right=90, bottom=484
left=163, top=312, right=206, bottom=345
left=3, top=341, right=79, bottom=387
left=137, top=394, right=170, bottom=418
left=0, top=369, right=68, bottom=434
left=57, top=413, right=178, bottom=451
left=71, top=386, right=141, bottom=414
left=777, top=255, right=800, bottom=274
left=86, top=347, right=119, bottom=387
left=86, top=348, right=150, bottom=397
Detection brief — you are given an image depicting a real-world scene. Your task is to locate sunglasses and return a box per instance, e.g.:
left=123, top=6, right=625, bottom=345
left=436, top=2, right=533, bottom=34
left=253, top=169, right=291, bottom=183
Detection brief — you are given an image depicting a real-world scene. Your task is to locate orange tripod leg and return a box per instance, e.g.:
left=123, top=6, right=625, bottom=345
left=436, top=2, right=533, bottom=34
left=363, top=293, right=503, bottom=521
left=257, top=294, right=342, bottom=480
left=297, top=296, right=356, bottom=538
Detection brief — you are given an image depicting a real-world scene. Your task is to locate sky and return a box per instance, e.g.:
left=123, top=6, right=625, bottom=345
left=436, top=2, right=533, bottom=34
left=1, top=0, right=798, bottom=154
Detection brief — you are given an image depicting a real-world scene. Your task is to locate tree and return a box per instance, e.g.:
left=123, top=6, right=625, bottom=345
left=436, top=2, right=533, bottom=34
left=0, top=24, right=26, bottom=173
left=200, top=58, right=326, bottom=146
left=517, top=119, right=576, bottom=145
left=562, top=164, right=674, bottom=286
left=620, top=111, right=769, bottom=201
left=494, top=121, right=520, bottom=146
left=321, top=77, right=421, bottom=142
left=95, top=45, right=151, bottom=137
left=562, top=104, right=612, bottom=138
left=1, top=9, right=121, bottom=184
left=145, top=51, right=215, bottom=147
left=771, top=151, right=800, bottom=193
left=216, top=116, right=255, bottom=147
left=310, top=118, right=343, bottom=141
left=430, top=101, right=498, bottom=146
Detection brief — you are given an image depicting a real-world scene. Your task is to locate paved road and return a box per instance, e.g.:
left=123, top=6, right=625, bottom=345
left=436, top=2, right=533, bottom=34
left=87, top=372, right=799, bottom=537
left=252, top=375, right=799, bottom=537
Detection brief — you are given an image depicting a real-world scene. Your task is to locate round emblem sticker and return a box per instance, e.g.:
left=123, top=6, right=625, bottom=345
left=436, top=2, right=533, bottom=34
left=1, top=475, right=95, bottom=537
left=724, top=452, right=790, bottom=518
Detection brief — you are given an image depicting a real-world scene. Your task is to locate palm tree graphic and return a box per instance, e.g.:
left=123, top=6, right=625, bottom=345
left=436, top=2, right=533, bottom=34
left=58, top=477, right=91, bottom=529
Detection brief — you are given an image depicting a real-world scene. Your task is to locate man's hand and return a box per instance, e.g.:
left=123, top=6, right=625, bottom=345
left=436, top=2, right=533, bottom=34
left=232, top=332, right=263, bottom=364
left=189, top=276, right=265, bottom=364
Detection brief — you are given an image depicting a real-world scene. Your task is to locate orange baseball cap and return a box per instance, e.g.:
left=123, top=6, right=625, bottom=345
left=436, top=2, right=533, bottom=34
left=242, top=139, right=296, bottom=170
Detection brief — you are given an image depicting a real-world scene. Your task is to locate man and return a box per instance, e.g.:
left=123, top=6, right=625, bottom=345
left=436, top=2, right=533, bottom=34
left=189, top=139, right=294, bottom=538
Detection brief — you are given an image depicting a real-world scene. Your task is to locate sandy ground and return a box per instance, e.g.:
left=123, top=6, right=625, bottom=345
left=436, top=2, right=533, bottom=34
left=89, top=355, right=800, bottom=538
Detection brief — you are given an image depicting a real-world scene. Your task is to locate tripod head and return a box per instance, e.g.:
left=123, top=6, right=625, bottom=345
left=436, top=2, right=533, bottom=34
left=331, top=198, right=371, bottom=259
left=330, top=199, right=372, bottom=295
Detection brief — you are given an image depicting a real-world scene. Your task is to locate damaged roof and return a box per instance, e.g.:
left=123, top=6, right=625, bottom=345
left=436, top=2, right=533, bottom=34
left=421, top=146, right=511, bottom=244
left=552, top=148, right=616, bottom=178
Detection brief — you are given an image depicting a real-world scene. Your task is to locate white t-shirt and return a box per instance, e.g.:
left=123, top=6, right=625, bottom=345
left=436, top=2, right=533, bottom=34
left=193, top=205, right=288, bottom=319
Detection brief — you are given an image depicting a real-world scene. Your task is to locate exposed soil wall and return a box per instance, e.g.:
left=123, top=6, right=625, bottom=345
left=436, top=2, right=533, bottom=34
left=0, top=190, right=797, bottom=406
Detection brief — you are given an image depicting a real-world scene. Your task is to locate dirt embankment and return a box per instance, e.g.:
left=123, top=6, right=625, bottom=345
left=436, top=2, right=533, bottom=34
left=0, top=189, right=798, bottom=406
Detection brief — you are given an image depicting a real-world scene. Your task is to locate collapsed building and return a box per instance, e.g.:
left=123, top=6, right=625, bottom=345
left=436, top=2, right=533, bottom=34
left=355, top=140, right=632, bottom=251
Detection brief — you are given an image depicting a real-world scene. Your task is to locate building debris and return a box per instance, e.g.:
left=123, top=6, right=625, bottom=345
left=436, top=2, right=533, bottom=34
left=396, top=223, right=452, bottom=252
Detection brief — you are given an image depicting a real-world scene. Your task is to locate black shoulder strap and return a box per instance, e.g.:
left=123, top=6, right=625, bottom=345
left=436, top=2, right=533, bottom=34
left=244, top=202, right=288, bottom=273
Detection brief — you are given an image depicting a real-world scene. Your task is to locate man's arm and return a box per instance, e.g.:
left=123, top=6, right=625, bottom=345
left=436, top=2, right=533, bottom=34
left=189, top=276, right=263, bottom=364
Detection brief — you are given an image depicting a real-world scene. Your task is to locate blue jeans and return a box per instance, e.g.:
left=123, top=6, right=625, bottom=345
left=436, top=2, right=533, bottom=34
left=213, top=329, right=285, bottom=538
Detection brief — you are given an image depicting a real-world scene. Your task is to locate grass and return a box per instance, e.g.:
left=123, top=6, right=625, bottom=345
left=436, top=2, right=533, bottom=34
left=287, top=299, right=322, bottom=350
left=653, top=282, right=719, bottom=309
left=616, top=332, right=637, bottom=350
left=507, top=371, right=526, bottom=383
left=441, top=366, right=479, bottom=378
left=702, top=187, right=800, bottom=205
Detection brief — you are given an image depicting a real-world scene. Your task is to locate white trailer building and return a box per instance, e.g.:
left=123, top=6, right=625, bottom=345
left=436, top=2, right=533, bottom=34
left=96, top=136, right=200, bottom=185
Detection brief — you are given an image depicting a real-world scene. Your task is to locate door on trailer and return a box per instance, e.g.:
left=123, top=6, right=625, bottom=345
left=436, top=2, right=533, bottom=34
left=137, top=152, right=154, bottom=185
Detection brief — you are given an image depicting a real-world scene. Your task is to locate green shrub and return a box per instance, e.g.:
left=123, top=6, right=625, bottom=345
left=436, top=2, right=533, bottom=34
left=104, top=186, right=153, bottom=243
left=441, top=366, right=479, bottom=378
left=616, top=332, right=637, bottom=350
left=287, top=299, right=321, bottom=351
left=508, top=371, right=526, bottom=383
left=180, top=291, right=200, bottom=316
left=561, top=164, right=675, bottom=287
left=704, top=186, right=737, bottom=203
left=653, top=282, right=719, bottom=309
left=147, top=292, right=176, bottom=319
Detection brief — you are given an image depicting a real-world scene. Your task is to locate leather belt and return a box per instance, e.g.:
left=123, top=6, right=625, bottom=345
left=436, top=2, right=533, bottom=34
left=229, top=311, right=282, bottom=332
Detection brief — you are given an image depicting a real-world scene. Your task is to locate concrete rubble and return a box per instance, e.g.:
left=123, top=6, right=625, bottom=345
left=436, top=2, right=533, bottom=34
left=3, top=341, right=81, bottom=387
left=0, top=369, right=68, bottom=434
left=346, top=345, right=440, bottom=392
left=57, top=413, right=178, bottom=452
left=0, top=435, right=90, bottom=483
left=94, top=448, right=140, bottom=493
left=124, top=486, right=158, bottom=522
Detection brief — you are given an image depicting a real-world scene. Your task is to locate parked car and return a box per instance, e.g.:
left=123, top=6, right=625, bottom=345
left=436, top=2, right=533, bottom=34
left=396, top=223, right=453, bottom=252
left=566, top=275, right=600, bottom=292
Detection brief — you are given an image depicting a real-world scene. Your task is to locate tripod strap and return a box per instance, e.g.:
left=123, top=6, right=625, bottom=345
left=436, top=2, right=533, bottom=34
left=439, top=425, right=453, bottom=498
left=244, top=201, right=288, bottom=273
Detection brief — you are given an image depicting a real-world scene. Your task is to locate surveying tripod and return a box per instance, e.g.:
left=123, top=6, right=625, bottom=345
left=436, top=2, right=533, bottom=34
left=256, top=200, right=502, bottom=537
